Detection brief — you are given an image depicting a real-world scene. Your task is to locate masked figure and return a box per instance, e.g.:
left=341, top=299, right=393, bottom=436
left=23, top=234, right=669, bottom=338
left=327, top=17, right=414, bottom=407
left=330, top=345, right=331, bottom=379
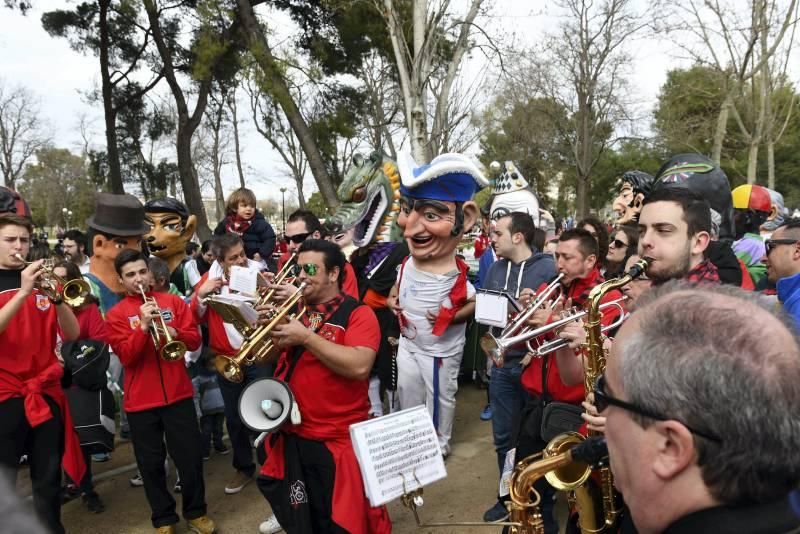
left=732, top=184, right=771, bottom=287
left=84, top=193, right=149, bottom=315
left=144, top=198, right=198, bottom=295
left=394, top=152, right=486, bottom=456
left=612, top=170, right=655, bottom=225
left=761, top=188, right=786, bottom=237
left=489, top=161, right=541, bottom=228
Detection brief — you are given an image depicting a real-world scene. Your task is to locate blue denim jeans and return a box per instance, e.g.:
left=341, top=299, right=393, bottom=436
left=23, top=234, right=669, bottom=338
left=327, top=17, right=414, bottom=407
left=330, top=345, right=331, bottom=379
left=489, top=360, right=530, bottom=475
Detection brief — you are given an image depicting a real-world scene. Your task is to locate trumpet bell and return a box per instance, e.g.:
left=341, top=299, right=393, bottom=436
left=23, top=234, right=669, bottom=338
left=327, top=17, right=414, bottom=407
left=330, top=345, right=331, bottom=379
left=160, top=340, right=187, bottom=362
left=215, top=355, right=244, bottom=383
left=63, top=278, right=91, bottom=308
left=479, top=332, right=505, bottom=366
left=544, top=431, right=592, bottom=491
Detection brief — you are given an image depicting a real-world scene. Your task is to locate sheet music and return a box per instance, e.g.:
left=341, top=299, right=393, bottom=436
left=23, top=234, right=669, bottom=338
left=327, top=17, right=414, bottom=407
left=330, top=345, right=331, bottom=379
left=229, top=265, right=259, bottom=296
left=475, top=291, right=510, bottom=327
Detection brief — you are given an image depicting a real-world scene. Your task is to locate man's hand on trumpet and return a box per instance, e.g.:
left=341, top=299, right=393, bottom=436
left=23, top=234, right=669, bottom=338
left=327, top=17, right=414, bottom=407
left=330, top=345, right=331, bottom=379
left=19, top=259, right=44, bottom=297
left=254, top=302, right=277, bottom=325
left=266, top=281, right=297, bottom=304
left=271, top=317, right=311, bottom=348
left=138, top=299, right=161, bottom=332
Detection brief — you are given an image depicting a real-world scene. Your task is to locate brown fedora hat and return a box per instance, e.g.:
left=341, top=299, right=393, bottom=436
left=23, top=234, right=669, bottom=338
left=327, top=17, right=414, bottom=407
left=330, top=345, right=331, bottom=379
left=86, top=193, right=151, bottom=236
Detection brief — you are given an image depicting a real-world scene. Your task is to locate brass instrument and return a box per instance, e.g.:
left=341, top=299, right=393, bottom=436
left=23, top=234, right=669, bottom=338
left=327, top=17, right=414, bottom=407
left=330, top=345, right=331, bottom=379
left=15, top=255, right=91, bottom=308
left=138, top=284, right=187, bottom=362
left=254, top=251, right=297, bottom=307
left=529, top=297, right=627, bottom=357
left=510, top=257, right=649, bottom=533
left=480, top=273, right=565, bottom=366
left=215, top=282, right=307, bottom=383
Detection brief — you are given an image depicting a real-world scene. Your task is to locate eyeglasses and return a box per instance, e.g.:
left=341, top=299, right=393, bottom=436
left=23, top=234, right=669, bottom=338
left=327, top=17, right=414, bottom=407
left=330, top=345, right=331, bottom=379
left=610, top=238, right=628, bottom=249
left=765, top=238, right=799, bottom=255
left=292, top=263, right=318, bottom=276
left=594, top=375, right=722, bottom=443
left=284, top=232, right=311, bottom=244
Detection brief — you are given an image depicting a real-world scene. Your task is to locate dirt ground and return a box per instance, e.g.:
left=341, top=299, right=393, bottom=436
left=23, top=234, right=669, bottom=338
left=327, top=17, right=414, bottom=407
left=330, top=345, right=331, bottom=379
left=49, top=382, right=507, bottom=534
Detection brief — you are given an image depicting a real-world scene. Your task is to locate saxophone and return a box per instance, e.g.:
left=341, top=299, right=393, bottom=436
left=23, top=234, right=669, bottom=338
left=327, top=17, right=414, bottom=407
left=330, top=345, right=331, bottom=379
left=508, top=257, right=649, bottom=534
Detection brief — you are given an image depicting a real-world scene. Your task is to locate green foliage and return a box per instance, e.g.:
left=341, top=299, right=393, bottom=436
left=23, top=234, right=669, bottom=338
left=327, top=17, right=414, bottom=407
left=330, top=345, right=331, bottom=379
left=305, top=191, right=330, bottom=218
left=18, top=147, right=96, bottom=229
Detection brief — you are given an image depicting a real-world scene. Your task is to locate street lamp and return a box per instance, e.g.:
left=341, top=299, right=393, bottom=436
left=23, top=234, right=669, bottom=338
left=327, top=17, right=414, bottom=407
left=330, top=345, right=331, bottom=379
left=279, top=187, right=287, bottom=232
left=61, top=207, right=73, bottom=230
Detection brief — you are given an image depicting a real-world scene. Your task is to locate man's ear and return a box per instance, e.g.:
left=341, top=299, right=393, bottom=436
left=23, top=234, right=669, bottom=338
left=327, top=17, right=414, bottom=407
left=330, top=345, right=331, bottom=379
left=586, top=253, right=598, bottom=270
left=692, top=231, right=711, bottom=254
left=651, top=420, right=697, bottom=481
left=461, top=201, right=479, bottom=236
left=184, top=215, right=197, bottom=239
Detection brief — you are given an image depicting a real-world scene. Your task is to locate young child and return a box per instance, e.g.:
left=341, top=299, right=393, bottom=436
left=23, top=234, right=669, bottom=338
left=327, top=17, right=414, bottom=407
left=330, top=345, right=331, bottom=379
left=192, top=351, right=229, bottom=460
left=213, top=187, right=276, bottom=266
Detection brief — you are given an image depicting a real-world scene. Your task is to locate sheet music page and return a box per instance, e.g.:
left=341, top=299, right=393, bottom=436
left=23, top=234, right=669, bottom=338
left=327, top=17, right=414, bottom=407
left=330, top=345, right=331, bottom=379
left=475, top=291, right=509, bottom=327
left=229, top=265, right=258, bottom=296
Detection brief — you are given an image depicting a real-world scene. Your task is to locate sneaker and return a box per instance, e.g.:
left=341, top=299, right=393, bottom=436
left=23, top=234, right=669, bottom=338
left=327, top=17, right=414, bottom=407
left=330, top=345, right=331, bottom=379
left=155, top=525, right=176, bottom=534
left=187, top=515, right=216, bottom=534
left=92, top=453, right=110, bottom=463
left=62, top=484, right=81, bottom=502
left=82, top=491, right=105, bottom=513
left=480, top=404, right=492, bottom=421
left=174, top=478, right=182, bottom=493
left=258, top=514, right=283, bottom=534
left=224, top=470, right=252, bottom=494
left=202, top=453, right=211, bottom=461
left=483, top=500, right=509, bottom=523
left=214, top=444, right=230, bottom=455
left=129, top=473, right=144, bottom=487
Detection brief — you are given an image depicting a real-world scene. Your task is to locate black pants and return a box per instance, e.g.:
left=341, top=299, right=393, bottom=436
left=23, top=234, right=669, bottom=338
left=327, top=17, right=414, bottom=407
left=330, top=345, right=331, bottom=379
left=127, top=398, right=207, bottom=528
left=0, top=396, right=65, bottom=534
left=218, top=363, right=272, bottom=477
left=199, top=413, right=225, bottom=456
left=257, top=434, right=347, bottom=534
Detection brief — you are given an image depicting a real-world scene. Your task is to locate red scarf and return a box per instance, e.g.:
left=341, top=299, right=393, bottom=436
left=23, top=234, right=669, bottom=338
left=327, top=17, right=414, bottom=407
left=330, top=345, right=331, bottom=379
left=0, top=362, right=86, bottom=484
left=398, top=256, right=471, bottom=337
left=225, top=213, right=253, bottom=236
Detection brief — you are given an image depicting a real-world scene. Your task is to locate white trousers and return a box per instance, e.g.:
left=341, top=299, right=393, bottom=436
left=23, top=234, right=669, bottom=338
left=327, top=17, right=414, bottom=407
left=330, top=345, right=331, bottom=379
left=396, top=345, right=462, bottom=455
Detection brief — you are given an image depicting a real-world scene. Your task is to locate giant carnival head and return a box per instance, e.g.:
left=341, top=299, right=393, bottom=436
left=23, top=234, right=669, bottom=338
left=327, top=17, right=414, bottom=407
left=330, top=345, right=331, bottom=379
left=488, top=161, right=541, bottom=228
left=651, top=154, right=735, bottom=242
left=0, top=187, right=31, bottom=218
left=760, top=187, right=786, bottom=235
left=144, top=197, right=197, bottom=272
left=731, top=184, right=772, bottom=240
left=397, top=152, right=488, bottom=263
left=612, top=170, right=655, bottom=224
left=326, top=151, right=403, bottom=249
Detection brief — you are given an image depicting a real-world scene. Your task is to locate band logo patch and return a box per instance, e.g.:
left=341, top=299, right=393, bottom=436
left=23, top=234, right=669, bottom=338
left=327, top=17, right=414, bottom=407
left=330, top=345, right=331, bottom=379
left=289, top=480, right=307, bottom=507
left=308, top=312, right=323, bottom=331
left=161, top=309, right=174, bottom=322
left=35, top=294, right=50, bottom=311
left=129, top=315, right=141, bottom=330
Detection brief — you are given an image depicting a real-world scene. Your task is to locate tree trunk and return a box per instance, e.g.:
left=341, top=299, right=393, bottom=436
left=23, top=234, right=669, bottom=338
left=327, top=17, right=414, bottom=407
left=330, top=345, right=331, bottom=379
left=228, top=95, right=246, bottom=188
left=711, top=91, right=734, bottom=165
left=746, top=141, right=759, bottom=184
left=767, top=140, right=775, bottom=189
left=236, top=0, right=339, bottom=211
left=98, top=0, right=124, bottom=194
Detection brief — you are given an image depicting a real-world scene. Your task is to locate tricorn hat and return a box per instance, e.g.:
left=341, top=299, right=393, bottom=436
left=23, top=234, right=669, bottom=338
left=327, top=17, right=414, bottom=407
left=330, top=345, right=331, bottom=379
left=86, top=193, right=150, bottom=236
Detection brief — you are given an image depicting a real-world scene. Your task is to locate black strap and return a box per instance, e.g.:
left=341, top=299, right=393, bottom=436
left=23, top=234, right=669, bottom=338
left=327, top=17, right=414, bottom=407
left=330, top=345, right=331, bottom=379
left=541, top=354, right=551, bottom=405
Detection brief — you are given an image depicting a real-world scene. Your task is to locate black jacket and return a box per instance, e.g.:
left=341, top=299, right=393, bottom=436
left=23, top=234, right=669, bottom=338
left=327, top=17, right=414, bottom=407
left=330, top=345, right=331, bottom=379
left=707, top=240, right=742, bottom=287
left=214, top=210, right=276, bottom=261
left=664, top=496, right=800, bottom=534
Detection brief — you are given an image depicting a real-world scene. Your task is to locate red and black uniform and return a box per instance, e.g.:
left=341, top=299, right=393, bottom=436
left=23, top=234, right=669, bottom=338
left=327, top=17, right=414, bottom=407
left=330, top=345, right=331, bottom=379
left=0, top=269, right=85, bottom=534
left=106, top=291, right=207, bottom=529
left=257, top=295, right=392, bottom=534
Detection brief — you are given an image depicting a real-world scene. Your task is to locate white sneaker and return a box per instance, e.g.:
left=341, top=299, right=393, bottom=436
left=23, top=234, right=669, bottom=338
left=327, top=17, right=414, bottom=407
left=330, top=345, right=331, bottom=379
left=258, top=514, right=283, bottom=534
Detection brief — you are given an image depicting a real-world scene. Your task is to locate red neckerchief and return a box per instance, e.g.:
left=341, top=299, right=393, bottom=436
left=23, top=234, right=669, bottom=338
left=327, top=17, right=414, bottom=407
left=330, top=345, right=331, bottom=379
left=225, top=213, right=253, bottom=236
left=397, top=256, right=470, bottom=337
left=566, top=267, right=605, bottom=308
left=0, top=362, right=86, bottom=485
left=301, top=293, right=345, bottom=332
left=685, top=258, right=720, bottom=284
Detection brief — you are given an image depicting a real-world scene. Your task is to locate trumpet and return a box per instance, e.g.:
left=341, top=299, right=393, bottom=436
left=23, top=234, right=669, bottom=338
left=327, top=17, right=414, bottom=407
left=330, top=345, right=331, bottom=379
left=138, top=284, right=187, bottom=362
left=15, top=254, right=91, bottom=308
left=216, top=282, right=307, bottom=383
left=480, top=274, right=564, bottom=366
left=254, top=252, right=298, bottom=307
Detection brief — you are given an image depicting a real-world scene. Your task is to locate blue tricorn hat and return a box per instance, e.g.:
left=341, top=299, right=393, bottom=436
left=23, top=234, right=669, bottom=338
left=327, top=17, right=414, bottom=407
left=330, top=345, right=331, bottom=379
left=398, top=152, right=488, bottom=202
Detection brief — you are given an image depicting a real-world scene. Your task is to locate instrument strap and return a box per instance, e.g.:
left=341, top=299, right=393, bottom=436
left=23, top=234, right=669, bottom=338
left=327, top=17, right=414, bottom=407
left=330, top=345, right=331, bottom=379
left=280, top=297, right=343, bottom=384
left=541, top=354, right=551, bottom=405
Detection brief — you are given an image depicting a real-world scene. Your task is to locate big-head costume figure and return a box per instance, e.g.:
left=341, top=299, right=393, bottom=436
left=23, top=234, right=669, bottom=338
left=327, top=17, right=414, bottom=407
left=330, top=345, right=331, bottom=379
left=612, top=170, right=655, bottom=225
left=85, top=193, right=149, bottom=315
left=761, top=187, right=786, bottom=236
left=144, top=198, right=197, bottom=295
left=489, top=161, right=541, bottom=228
left=327, top=152, right=409, bottom=414
left=731, top=184, right=771, bottom=286
left=394, top=152, right=486, bottom=456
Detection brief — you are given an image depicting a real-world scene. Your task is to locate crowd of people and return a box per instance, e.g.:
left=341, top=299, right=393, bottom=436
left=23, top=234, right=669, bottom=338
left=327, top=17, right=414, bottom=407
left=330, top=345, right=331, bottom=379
left=0, top=149, right=799, bottom=534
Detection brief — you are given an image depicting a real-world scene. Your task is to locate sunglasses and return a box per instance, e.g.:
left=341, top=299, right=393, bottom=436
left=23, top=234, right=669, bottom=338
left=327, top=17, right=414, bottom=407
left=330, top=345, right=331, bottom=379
left=292, top=263, right=319, bottom=276
left=594, top=375, right=722, bottom=443
left=610, top=238, right=628, bottom=249
left=284, top=232, right=311, bottom=244
left=765, top=238, right=799, bottom=255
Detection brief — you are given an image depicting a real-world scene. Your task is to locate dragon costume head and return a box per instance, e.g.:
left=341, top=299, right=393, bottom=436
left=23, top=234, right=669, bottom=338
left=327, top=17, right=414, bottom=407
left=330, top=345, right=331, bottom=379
left=326, top=151, right=403, bottom=249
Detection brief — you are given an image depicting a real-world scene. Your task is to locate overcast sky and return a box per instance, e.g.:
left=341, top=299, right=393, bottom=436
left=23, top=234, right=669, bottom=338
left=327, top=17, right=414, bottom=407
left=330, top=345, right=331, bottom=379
left=0, top=1, right=684, bottom=204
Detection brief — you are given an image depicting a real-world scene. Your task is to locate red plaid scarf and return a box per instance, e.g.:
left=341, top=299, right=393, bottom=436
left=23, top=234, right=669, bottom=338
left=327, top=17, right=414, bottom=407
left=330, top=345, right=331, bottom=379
left=302, top=293, right=345, bottom=332
left=225, top=213, right=253, bottom=236
left=684, top=259, right=720, bottom=285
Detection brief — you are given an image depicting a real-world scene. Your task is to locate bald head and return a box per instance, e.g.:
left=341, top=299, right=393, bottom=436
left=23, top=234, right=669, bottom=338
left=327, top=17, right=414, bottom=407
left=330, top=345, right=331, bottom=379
left=615, top=281, right=800, bottom=505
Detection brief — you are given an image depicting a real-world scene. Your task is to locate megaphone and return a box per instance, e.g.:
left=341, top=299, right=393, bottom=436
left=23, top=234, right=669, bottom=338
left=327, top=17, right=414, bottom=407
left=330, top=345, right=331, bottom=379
left=238, top=378, right=301, bottom=441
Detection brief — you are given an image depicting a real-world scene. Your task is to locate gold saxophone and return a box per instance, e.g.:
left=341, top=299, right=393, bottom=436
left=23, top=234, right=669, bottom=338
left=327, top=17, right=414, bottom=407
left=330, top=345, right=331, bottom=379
left=508, top=257, right=649, bottom=534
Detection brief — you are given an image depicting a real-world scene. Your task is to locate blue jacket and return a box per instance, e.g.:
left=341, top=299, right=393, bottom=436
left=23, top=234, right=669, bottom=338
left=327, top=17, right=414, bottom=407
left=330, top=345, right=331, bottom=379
left=214, top=210, right=276, bottom=260
left=192, top=373, right=225, bottom=416
left=777, top=271, right=800, bottom=328
left=474, top=247, right=497, bottom=290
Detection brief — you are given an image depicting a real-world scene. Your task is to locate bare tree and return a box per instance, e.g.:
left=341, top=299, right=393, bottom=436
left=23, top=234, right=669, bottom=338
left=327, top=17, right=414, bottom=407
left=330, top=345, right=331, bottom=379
left=0, top=81, right=50, bottom=190
left=518, top=0, right=649, bottom=217
left=226, top=88, right=247, bottom=188
left=358, top=52, right=404, bottom=159
left=377, top=0, right=492, bottom=163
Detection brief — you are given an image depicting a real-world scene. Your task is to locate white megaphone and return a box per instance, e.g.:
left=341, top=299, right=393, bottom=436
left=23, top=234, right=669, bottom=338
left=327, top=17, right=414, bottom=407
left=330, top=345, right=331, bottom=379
left=238, top=378, right=301, bottom=447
